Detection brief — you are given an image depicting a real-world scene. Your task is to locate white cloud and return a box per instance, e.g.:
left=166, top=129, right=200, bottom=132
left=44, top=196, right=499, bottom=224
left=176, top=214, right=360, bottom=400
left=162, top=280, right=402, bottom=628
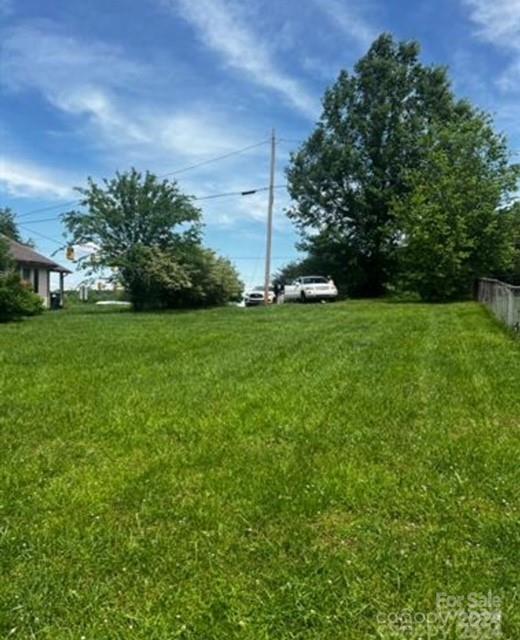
left=168, top=0, right=319, bottom=118
left=155, top=112, right=250, bottom=157
left=1, top=23, right=146, bottom=101
left=463, top=0, right=520, bottom=92
left=0, top=22, right=261, bottom=161
left=0, top=157, right=73, bottom=199
left=1, top=23, right=157, bottom=144
left=316, top=0, right=378, bottom=50
left=463, top=0, right=520, bottom=44
left=0, top=20, right=293, bottom=233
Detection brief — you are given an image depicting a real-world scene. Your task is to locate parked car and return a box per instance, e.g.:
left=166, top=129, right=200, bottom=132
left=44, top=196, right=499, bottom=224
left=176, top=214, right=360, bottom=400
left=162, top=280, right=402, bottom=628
left=244, top=285, right=275, bottom=307
left=284, top=276, right=338, bottom=302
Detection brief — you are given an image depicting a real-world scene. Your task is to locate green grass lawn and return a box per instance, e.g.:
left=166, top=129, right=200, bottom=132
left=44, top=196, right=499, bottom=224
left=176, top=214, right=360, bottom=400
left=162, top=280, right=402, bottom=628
left=1, top=301, right=519, bottom=639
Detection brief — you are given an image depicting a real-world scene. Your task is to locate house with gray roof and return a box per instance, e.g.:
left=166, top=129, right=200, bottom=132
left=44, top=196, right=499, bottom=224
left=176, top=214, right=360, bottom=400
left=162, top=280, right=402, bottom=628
left=3, top=236, right=71, bottom=308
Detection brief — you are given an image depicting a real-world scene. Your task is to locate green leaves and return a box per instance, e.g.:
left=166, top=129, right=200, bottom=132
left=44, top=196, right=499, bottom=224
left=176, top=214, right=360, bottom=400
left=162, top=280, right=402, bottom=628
left=63, top=169, right=242, bottom=310
left=0, top=207, right=23, bottom=243
left=391, top=116, right=520, bottom=300
left=0, top=237, right=43, bottom=322
left=286, top=34, right=489, bottom=297
left=118, top=244, right=243, bottom=311
left=0, top=236, right=12, bottom=271
left=0, top=272, right=43, bottom=322
left=64, top=168, right=203, bottom=272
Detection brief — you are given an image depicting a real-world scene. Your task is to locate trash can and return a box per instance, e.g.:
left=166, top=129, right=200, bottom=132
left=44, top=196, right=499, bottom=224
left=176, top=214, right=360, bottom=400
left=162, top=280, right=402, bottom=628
left=50, top=292, right=61, bottom=310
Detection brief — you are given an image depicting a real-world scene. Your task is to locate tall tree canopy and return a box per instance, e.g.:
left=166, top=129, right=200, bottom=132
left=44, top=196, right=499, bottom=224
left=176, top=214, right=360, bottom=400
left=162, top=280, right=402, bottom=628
left=64, top=169, right=242, bottom=310
left=65, top=169, right=202, bottom=266
left=287, top=33, right=472, bottom=296
left=392, top=116, right=519, bottom=300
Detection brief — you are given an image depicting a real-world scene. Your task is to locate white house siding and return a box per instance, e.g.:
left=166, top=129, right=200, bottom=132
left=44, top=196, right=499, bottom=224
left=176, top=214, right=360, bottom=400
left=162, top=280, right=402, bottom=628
left=37, top=269, right=50, bottom=307
left=19, top=266, right=50, bottom=307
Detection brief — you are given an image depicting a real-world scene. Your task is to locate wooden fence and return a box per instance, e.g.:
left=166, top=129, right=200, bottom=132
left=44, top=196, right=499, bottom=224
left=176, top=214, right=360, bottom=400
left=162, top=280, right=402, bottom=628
left=478, top=278, right=520, bottom=331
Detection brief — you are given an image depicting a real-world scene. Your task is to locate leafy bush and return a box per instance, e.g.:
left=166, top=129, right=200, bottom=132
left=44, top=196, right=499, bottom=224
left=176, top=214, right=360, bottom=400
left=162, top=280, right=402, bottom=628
left=171, top=248, right=243, bottom=308
left=118, top=244, right=192, bottom=311
left=0, top=238, right=43, bottom=322
left=118, top=244, right=242, bottom=310
left=0, top=273, right=43, bottom=322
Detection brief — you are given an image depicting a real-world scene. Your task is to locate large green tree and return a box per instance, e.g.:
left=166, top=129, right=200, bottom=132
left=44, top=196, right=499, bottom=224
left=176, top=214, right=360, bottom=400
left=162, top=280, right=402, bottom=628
left=65, top=168, right=202, bottom=266
left=64, top=169, right=202, bottom=308
left=287, top=33, right=471, bottom=296
left=391, top=116, right=519, bottom=300
left=0, top=207, right=23, bottom=242
left=64, top=169, right=242, bottom=310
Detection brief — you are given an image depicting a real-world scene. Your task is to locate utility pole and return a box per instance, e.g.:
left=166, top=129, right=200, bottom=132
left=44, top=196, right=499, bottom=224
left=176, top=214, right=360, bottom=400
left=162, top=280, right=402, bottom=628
left=264, top=129, right=276, bottom=304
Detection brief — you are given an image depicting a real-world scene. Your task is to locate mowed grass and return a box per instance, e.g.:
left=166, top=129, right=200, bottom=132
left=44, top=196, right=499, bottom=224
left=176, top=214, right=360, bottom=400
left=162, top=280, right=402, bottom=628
left=0, top=301, right=519, bottom=639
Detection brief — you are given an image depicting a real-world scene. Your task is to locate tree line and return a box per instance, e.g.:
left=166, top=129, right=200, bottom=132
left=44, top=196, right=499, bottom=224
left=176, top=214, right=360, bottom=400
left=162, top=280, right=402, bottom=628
left=2, top=32, right=520, bottom=321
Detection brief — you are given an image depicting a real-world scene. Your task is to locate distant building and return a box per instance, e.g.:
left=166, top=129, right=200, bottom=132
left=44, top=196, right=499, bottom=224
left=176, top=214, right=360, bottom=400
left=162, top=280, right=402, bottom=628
left=3, top=236, right=71, bottom=308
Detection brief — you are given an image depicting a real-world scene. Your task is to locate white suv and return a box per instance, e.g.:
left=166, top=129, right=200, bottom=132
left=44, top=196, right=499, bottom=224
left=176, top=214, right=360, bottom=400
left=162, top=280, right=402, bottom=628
left=284, top=276, right=338, bottom=302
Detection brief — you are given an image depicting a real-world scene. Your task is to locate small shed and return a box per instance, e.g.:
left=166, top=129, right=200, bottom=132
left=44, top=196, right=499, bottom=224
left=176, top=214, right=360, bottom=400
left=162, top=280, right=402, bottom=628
left=4, top=236, right=71, bottom=308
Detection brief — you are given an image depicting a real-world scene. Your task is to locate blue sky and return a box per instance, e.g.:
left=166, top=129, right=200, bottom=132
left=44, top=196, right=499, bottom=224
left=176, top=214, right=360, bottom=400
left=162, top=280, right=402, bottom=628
left=1, top=0, right=520, bottom=288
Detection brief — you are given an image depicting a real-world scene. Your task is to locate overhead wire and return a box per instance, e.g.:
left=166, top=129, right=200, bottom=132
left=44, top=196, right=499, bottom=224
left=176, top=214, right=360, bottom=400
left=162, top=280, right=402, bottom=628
left=194, top=184, right=286, bottom=202
left=156, top=139, right=269, bottom=179
left=13, top=139, right=270, bottom=221
left=11, top=137, right=290, bottom=253
left=18, top=185, right=288, bottom=224
left=15, top=199, right=82, bottom=219
left=17, top=223, right=64, bottom=246
left=13, top=140, right=520, bottom=222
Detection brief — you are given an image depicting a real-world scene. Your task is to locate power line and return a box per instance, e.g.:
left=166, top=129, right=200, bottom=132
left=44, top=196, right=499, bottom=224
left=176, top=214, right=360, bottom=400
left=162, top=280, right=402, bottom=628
left=17, top=223, right=64, bottom=246
left=14, top=139, right=269, bottom=221
left=196, top=187, right=270, bottom=202
left=16, top=215, right=63, bottom=225
left=15, top=184, right=290, bottom=248
left=157, top=139, right=269, bottom=179
left=194, top=184, right=285, bottom=202
left=15, top=199, right=81, bottom=220
left=19, top=185, right=288, bottom=224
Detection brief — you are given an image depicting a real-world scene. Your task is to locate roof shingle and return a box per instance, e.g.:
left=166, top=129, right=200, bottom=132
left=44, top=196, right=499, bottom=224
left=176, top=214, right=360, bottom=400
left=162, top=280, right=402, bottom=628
left=2, top=235, right=71, bottom=273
